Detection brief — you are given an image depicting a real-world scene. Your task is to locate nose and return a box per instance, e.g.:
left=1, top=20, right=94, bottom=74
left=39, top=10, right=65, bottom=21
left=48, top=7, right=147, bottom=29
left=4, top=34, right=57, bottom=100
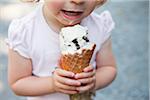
left=70, top=0, right=85, bottom=5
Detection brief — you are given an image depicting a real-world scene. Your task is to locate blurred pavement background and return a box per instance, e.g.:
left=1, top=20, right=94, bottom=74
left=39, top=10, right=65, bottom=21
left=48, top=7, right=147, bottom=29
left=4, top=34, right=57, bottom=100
left=0, top=0, right=149, bottom=100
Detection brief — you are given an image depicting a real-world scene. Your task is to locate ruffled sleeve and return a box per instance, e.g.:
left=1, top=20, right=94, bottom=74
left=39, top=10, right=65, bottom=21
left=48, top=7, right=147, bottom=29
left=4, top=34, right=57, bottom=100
left=100, top=11, right=115, bottom=44
left=5, top=19, right=30, bottom=58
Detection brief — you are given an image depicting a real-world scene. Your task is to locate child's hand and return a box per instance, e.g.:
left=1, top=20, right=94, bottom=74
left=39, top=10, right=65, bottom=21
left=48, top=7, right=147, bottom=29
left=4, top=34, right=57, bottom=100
left=52, top=68, right=81, bottom=94
left=74, top=65, right=96, bottom=93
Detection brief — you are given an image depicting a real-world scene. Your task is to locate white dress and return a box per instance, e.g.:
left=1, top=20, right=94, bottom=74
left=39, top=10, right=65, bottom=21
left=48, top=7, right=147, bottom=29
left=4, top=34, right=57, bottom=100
left=6, top=4, right=115, bottom=100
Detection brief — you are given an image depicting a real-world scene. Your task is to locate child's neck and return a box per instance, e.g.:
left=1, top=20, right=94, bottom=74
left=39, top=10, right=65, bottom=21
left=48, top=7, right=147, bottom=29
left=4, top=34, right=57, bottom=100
left=43, top=5, right=64, bottom=33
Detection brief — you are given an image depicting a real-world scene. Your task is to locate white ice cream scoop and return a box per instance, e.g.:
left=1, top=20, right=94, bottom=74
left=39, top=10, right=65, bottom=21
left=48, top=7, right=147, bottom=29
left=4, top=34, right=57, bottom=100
left=59, top=24, right=94, bottom=54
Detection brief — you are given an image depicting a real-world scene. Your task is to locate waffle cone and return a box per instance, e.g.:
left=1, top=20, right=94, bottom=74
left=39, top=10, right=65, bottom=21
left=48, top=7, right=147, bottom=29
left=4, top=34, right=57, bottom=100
left=60, top=44, right=96, bottom=73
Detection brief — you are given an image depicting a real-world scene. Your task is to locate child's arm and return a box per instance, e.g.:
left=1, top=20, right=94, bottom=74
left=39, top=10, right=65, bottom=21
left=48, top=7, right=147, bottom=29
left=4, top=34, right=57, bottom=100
left=8, top=49, right=80, bottom=96
left=94, top=37, right=117, bottom=90
left=74, top=37, right=117, bottom=93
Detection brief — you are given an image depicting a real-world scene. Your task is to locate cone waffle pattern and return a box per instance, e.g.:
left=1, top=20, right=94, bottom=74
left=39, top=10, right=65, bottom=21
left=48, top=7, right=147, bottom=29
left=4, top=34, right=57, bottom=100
left=60, top=44, right=96, bottom=73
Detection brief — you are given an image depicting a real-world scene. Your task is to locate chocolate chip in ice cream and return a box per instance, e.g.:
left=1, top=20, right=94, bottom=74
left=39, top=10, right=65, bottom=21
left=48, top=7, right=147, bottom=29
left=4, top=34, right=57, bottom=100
left=72, top=38, right=80, bottom=50
left=60, top=24, right=95, bottom=54
left=82, top=36, right=89, bottom=42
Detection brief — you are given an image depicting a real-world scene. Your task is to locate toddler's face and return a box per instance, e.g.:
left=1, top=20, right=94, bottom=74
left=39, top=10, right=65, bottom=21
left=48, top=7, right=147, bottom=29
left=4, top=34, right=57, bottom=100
left=44, top=0, right=98, bottom=26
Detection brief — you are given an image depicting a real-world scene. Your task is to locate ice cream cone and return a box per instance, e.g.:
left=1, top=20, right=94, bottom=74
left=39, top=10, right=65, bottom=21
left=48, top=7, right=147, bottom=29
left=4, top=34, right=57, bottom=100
left=60, top=44, right=96, bottom=100
left=59, top=25, right=96, bottom=100
left=60, top=44, right=96, bottom=73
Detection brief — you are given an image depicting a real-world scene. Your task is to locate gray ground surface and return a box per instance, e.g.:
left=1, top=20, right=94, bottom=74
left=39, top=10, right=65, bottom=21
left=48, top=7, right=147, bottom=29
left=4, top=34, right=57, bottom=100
left=0, top=0, right=149, bottom=100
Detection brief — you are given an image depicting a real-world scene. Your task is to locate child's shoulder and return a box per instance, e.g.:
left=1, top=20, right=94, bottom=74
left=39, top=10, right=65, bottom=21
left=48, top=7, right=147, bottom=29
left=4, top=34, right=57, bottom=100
left=89, top=10, right=114, bottom=25
left=9, top=6, right=38, bottom=32
left=8, top=8, right=39, bottom=41
left=6, top=8, right=40, bottom=58
left=10, top=9, right=37, bottom=28
left=21, top=10, right=37, bottom=24
left=82, top=11, right=115, bottom=45
left=83, top=10, right=115, bottom=33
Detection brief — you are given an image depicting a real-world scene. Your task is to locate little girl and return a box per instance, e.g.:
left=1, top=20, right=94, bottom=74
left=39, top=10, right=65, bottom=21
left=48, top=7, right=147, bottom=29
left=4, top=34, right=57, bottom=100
left=6, top=0, right=117, bottom=100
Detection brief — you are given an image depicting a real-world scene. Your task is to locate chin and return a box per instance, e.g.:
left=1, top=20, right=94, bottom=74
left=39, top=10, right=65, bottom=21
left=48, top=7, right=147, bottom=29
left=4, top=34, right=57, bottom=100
left=57, top=16, right=82, bottom=27
left=63, top=21, right=81, bottom=26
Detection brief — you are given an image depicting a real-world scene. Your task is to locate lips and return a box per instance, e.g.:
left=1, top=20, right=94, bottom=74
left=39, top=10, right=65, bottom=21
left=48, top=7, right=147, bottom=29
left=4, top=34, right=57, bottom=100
left=62, top=10, right=83, bottom=16
left=61, top=9, right=83, bottom=20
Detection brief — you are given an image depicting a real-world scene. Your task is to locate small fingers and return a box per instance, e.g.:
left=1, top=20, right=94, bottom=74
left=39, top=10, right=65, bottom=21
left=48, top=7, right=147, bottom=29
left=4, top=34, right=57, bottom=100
left=76, top=83, right=95, bottom=93
left=55, top=68, right=75, bottom=78
left=75, top=69, right=95, bottom=79
left=55, top=81, right=77, bottom=91
left=55, top=74, right=81, bottom=86
left=77, top=76, right=95, bottom=84
left=58, top=88, right=78, bottom=94
left=83, top=65, right=94, bottom=72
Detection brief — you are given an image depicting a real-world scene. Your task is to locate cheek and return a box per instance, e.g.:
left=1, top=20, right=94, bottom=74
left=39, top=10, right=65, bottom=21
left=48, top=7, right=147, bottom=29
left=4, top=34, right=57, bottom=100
left=86, top=0, right=97, bottom=9
left=47, top=1, right=64, bottom=11
left=84, top=3, right=96, bottom=15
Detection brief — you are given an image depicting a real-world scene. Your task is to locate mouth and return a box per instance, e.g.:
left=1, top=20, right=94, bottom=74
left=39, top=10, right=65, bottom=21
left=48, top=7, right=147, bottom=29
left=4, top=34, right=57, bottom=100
left=60, top=9, right=83, bottom=20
